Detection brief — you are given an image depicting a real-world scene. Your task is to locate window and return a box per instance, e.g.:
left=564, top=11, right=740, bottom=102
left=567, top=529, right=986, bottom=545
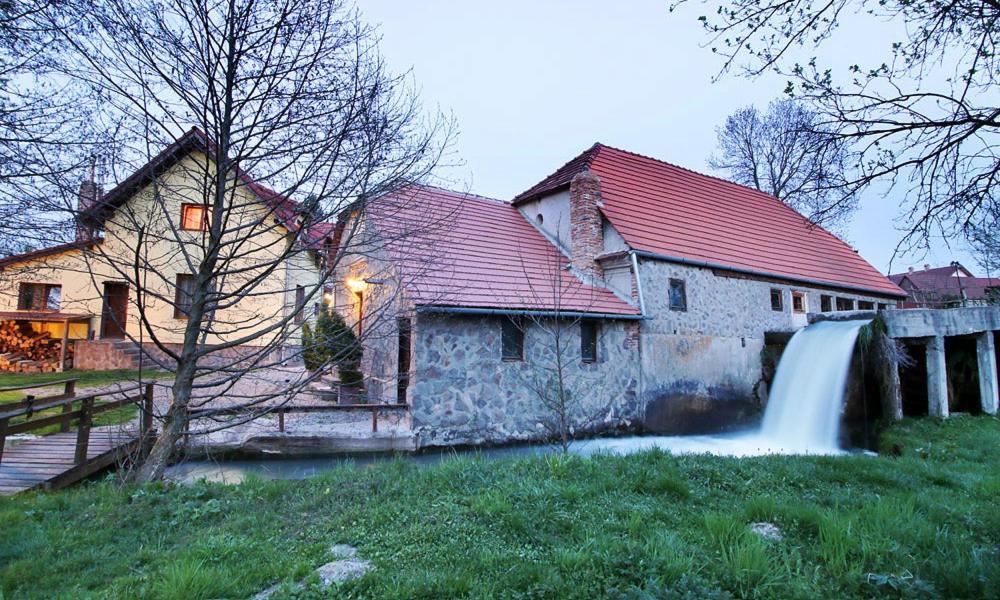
left=397, top=317, right=412, bottom=403
left=581, top=320, right=598, bottom=363
left=180, top=203, right=210, bottom=231
left=668, top=279, right=687, bottom=311
left=835, top=297, right=855, bottom=311
left=17, top=283, right=61, bottom=311
left=820, top=295, right=832, bottom=312
left=792, top=292, right=806, bottom=313
left=877, top=303, right=888, bottom=311
left=858, top=300, right=874, bottom=310
left=770, top=289, right=784, bottom=312
left=294, top=285, right=306, bottom=324
left=174, top=274, right=196, bottom=318
left=501, top=318, right=524, bottom=361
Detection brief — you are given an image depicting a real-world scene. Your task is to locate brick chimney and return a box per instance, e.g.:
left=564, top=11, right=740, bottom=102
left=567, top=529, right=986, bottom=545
left=569, top=169, right=604, bottom=279
left=76, top=162, right=103, bottom=242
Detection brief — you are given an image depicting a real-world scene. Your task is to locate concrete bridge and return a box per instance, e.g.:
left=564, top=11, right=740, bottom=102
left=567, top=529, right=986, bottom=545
left=881, top=307, right=999, bottom=418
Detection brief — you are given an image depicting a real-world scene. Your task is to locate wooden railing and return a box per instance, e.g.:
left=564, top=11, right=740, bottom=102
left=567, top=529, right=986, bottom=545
left=187, top=401, right=409, bottom=434
left=0, top=380, right=155, bottom=467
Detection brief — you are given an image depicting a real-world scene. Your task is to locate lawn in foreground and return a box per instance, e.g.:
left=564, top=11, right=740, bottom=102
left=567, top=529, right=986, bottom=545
left=1, top=417, right=998, bottom=599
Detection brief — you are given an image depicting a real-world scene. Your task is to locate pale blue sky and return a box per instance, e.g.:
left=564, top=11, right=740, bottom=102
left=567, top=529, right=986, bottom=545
left=360, top=0, right=979, bottom=276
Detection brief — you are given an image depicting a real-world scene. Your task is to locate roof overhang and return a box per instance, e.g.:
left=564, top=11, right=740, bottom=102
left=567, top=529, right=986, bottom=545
left=416, top=305, right=645, bottom=320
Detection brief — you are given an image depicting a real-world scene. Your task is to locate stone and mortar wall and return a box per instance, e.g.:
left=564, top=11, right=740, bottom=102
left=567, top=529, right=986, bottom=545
left=410, top=313, right=642, bottom=448
left=636, top=259, right=895, bottom=433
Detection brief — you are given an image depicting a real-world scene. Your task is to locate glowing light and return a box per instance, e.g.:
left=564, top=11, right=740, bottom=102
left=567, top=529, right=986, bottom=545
left=345, top=278, right=367, bottom=294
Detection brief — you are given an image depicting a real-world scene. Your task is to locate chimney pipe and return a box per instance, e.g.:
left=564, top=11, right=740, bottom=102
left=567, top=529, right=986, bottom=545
left=568, top=169, right=604, bottom=280
left=76, top=159, right=103, bottom=242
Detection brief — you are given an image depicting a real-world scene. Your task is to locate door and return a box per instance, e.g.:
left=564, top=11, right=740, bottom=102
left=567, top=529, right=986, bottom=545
left=100, top=282, right=129, bottom=339
left=396, top=317, right=412, bottom=404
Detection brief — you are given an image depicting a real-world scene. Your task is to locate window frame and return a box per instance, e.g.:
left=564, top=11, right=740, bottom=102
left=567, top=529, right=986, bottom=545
left=770, top=288, right=784, bottom=312
left=580, top=319, right=599, bottom=363
left=180, top=203, right=211, bottom=232
left=501, top=317, right=525, bottom=361
left=820, top=295, right=833, bottom=312
left=17, top=282, right=61, bottom=311
left=668, top=278, right=687, bottom=312
left=294, top=285, right=306, bottom=324
left=835, top=297, right=855, bottom=311
left=791, top=291, right=806, bottom=314
left=174, top=274, right=196, bottom=319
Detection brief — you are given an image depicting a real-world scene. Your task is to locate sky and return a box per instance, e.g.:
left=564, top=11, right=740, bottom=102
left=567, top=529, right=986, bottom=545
left=358, top=0, right=980, bottom=277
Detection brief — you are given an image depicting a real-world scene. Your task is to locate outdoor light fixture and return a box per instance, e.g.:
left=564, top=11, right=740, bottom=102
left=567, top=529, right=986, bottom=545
left=323, top=292, right=334, bottom=305
left=345, top=277, right=367, bottom=294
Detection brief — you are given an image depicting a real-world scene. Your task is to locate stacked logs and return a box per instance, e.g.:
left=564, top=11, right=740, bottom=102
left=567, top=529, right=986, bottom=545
left=0, top=321, right=71, bottom=372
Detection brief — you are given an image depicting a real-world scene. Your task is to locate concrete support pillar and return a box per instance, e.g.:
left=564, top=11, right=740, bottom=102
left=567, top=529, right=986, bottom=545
left=976, top=331, right=999, bottom=415
left=875, top=333, right=903, bottom=420
left=926, top=336, right=949, bottom=418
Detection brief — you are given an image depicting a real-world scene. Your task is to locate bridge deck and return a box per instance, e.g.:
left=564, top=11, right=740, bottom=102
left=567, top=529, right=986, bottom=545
left=0, top=427, right=140, bottom=495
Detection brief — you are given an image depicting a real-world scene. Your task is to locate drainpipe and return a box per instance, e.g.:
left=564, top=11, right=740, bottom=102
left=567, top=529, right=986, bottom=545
left=629, top=250, right=646, bottom=429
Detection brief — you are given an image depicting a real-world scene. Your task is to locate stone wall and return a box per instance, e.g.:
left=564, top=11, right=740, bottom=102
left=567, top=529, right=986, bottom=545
left=410, top=313, right=642, bottom=448
left=73, top=340, right=140, bottom=371
left=636, top=259, right=896, bottom=433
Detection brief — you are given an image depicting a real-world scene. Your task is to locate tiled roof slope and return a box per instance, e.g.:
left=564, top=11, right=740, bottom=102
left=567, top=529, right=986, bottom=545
left=515, top=144, right=905, bottom=298
left=889, top=265, right=1000, bottom=302
left=367, top=185, right=639, bottom=316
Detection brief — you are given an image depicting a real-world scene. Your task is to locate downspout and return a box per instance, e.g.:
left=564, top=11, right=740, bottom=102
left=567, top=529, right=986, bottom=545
left=629, top=250, right=647, bottom=429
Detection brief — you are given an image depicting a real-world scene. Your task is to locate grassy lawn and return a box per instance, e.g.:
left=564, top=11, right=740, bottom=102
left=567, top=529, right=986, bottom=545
left=0, top=370, right=166, bottom=434
left=1, top=417, right=998, bottom=599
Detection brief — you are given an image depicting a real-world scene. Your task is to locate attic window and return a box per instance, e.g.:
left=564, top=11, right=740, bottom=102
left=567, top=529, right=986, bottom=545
left=180, top=203, right=210, bottom=231
left=770, top=289, right=784, bottom=312
left=536, top=214, right=544, bottom=225
left=668, top=279, right=687, bottom=311
left=792, top=292, right=806, bottom=313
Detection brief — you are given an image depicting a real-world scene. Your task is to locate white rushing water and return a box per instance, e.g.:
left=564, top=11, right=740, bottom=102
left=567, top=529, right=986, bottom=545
left=572, top=318, right=872, bottom=458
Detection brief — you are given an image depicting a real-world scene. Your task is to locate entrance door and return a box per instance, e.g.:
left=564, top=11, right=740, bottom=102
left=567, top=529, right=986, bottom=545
left=100, top=282, right=129, bottom=339
left=396, top=317, right=412, bottom=404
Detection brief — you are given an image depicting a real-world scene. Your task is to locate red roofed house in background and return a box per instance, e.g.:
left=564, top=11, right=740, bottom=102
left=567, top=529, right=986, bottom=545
left=889, top=263, right=1000, bottom=308
left=334, top=144, right=906, bottom=446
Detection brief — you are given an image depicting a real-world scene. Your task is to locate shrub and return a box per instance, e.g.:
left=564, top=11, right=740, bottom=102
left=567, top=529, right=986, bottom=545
left=304, top=306, right=363, bottom=387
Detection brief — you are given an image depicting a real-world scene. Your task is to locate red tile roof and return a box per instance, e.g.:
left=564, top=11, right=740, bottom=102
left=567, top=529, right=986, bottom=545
left=0, top=239, right=99, bottom=269
left=516, top=144, right=905, bottom=298
left=367, top=185, right=639, bottom=316
left=889, top=265, right=1000, bottom=302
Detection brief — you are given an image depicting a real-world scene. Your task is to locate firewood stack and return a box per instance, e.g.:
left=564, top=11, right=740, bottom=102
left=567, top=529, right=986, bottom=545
left=0, top=321, right=72, bottom=373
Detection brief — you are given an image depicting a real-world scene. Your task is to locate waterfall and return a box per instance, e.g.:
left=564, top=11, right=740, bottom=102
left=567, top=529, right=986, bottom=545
left=759, top=319, right=870, bottom=453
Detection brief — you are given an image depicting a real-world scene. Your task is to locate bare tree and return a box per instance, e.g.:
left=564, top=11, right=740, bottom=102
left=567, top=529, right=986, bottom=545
left=27, top=0, right=450, bottom=481
left=709, top=99, right=856, bottom=230
left=675, top=0, right=1000, bottom=256
left=0, top=0, right=100, bottom=256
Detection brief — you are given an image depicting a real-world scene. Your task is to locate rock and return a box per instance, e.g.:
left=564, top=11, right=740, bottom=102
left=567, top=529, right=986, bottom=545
left=252, top=544, right=372, bottom=598
left=749, top=522, right=782, bottom=541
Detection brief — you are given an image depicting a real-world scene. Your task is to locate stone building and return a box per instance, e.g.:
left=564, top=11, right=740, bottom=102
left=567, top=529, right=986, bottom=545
left=336, top=144, right=906, bottom=447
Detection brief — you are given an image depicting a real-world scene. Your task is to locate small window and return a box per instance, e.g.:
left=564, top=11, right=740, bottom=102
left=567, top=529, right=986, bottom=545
left=820, top=295, right=833, bottom=312
left=536, top=213, right=544, bottom=225
left=180, top=203, right=210, bottom=231
left=174, top=274, right=196, bottom=318
left=877, top=303, right=888, bottom=311
left=770, top=289, right=784, bottom=312
left=17, top=283, right=61, bottom=311
left=501, top=318, right=524, bottom=361
left=858, top=300, right=874, bottom=310
left=668, top=279, right=687, bottom=311
left=792, top=292, right=806, bottom=313
left=294, top=285, right=306, bottom=324
left=581, top=320, right=598, bottom=363
left=835, top=297, right=855, bottom=311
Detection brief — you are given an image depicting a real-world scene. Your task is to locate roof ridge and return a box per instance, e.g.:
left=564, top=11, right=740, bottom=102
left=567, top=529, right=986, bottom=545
left=415, top=182, right=507, bottom=205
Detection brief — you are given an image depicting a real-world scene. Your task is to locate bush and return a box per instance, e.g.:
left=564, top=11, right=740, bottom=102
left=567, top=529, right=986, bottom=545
left=302, top=306, right=363, bottom=387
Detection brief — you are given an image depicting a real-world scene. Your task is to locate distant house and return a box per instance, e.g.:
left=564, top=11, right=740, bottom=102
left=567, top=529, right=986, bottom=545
left=335, top=143, right=906, bottom=447
left=889, top=263, right=1000, bottom=308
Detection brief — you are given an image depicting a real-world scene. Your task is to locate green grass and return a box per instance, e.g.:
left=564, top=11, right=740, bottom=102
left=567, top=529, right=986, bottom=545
left=0, top=369, right=165, bottom=434
left=1, top=417, right=998, bottom=599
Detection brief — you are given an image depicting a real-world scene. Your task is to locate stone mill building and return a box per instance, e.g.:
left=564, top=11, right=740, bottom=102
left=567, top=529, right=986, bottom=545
left=332, top=144, right=906, bottom=447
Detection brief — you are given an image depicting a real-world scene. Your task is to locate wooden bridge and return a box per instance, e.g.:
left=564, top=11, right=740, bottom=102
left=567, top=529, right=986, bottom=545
left=0, top=380, right=155, bottom=495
